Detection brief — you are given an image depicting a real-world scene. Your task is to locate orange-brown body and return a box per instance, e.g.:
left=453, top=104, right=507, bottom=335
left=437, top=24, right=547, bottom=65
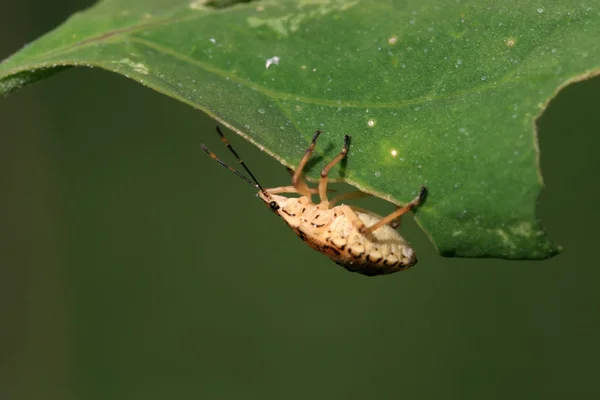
left=260, top=194, right=417, bottom=276
left=203, top=128, right=425, bottom=277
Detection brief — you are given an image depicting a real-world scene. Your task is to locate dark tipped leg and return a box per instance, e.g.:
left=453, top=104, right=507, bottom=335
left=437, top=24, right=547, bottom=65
left=283, top=167, right=310, bottom=197
left=318, top=135, right=350, bottom=205
left=292, top=131, right=321, bottom=198
left=360, top=186, right=427, bottom=234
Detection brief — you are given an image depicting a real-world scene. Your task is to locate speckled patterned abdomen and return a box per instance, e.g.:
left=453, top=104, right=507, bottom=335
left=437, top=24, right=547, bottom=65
left=291, top=210, right=418, bottom=276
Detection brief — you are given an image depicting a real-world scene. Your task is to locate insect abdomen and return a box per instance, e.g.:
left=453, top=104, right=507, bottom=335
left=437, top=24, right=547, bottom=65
left=292, top=212, right=417, bottom=276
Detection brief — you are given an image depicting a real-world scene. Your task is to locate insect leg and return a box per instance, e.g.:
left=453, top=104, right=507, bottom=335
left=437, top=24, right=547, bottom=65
left=292, top=131, right=321, bottom=198
left=347, top=205, right=404, bottom=229
left=318, top=135, right=350, bottom=205
left=360, top=187, right=427, bottom=234
left=285, top=167, right=313, bottom=198
left=340, top=205, right=373, bottom=237
left=266, top=186, right=323, bottom=195
left=328, top=190, right=371, bottom=207
left=387, top=205, right=409, bottom=229
left=389, top=208, right=402, bottom=230
left=348, top=205, right=384, bottom=219
left=330, top=191, right=400, bottom=228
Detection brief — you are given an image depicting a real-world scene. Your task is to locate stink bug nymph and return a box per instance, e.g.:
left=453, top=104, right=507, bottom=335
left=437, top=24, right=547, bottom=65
left=201, top=127, right=427, bottom=276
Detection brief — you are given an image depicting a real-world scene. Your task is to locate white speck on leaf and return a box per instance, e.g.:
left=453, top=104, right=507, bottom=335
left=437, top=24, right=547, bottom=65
left=367, top=119, right=376, bottom=127
left=258, top=109, right=266, bottom=114
left=374, top=171, right=381, bottom=177
left=537, top=8, right=544, bottom=13
left=265, top=56, right=280, bottom=69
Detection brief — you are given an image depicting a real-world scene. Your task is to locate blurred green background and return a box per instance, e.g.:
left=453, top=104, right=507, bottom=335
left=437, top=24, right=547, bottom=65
left=2, top=2, right=600, bottom=399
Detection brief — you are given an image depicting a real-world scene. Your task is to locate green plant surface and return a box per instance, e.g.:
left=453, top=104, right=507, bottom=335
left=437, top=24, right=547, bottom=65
left=2, top=0, right=599, bottom=259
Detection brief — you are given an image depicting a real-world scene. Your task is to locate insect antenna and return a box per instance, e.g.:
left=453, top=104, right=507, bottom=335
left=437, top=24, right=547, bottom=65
left=201, top=127, right=269, bottom=196
left=215, top=126, right=266, bottom=190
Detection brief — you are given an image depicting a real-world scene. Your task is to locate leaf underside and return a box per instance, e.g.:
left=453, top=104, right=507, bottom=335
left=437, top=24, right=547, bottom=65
left=3, top=0, right=599, bottom=259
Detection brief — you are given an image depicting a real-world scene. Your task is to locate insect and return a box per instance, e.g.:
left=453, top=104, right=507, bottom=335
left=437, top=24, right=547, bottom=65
left=201, top=127, right=427, bottom=276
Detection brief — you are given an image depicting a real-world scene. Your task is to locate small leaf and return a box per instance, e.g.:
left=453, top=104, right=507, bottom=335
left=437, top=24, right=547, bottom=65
left=3, top=0, right=597, bottom=259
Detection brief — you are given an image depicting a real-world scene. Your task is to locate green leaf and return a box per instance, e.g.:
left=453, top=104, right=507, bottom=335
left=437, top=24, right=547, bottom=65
left=3, top=0, right=598, bottom=259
